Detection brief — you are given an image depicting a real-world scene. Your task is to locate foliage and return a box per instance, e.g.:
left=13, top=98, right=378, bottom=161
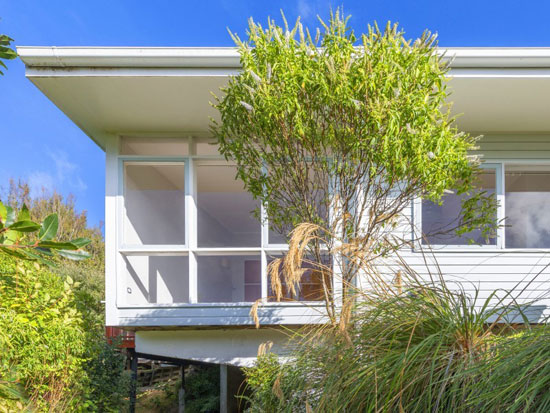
left=185, top=365, right=220, bottom=413
left=0, top=199, right=91, bottom=265
left=0, top=182, right=129, bottom=411
left=0, top=32, right=16, bottom=75
left=213, top=10, right=497, bottom=316
left=467, top=327, right=550, bottom=412
left=0, top=256, right=88, bottom=411
left=242, top=353, right=306, bottom=412
left=5, top=180, right=104, bottom=267
left=135, top=365, right=219, bottom=413
left=84, top=339, right=130, bottom=412
left=243, top=263, right=544, bottom=412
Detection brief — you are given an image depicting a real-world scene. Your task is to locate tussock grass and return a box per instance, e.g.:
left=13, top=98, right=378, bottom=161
left=244, top=224, right=550, bottom=412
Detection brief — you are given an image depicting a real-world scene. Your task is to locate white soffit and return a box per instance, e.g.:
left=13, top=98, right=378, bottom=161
left=17, top=46, right=550, bottom=150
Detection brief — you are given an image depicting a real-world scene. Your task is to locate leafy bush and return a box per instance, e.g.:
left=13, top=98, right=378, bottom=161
left=84, top=339, right=130, bottom=412
left=185, top=365, right=220, bottom=413
left=0, top=256, right=87, bottom=411
left=0, top=185, right=129, bottom=411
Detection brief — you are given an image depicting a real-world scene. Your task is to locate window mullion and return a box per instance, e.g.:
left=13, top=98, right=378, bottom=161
left=497, top=163, right=505, bottom=249
left=261, top=200, right=269, bottom=301
left=261, top=250, right=268, bottom=301
left=187, top=158, right=198, bottom=303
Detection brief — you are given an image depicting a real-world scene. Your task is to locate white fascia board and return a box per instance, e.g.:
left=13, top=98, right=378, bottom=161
left=16, top=46, right=242, bottom=68
left=16, top=46, right=550, bottom=70
left=443, top=48, right=550, bottom=68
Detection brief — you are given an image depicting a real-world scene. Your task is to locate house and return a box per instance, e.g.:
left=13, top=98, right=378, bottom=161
left=17, top=46, right=550, bottom=407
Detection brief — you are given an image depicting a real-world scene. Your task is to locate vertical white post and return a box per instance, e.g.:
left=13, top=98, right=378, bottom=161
left=330, top=176, right=344, bottom=308
left=260, top=203, right=268, bottom=301
left=497, top=163, right=505, bottom=249
left=187, top=158, right=198, bottom=303
left=104, top=134, right=119, bottom=326
left=261, top=250, right=268, bottom=301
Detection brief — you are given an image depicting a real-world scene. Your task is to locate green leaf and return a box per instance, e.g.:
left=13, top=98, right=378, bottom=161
left=37, top=240, right=78, bottom=250
left=0, top=35, right=14, bottom=45
left=0, top=202, right=5, bottom=229
left=0, top=246, right=28, bottom=260
left=0, top=47, right=17, bottom=59
left=8, top=220, right=41, bottom=232
left=35, top=247, right=54, bottom=256
left=4, top=229, right=19, bottom=244
left=18, top=204, right=30, bottom=221
left=4, top=206, right=16, bottom=227
left=21, top=249, right=55, bottom=266
left=57, top=249, right=91, bottom=261
left=39, top=214, right=58, bottom=241
left=69, top=237, right=92, bottom=248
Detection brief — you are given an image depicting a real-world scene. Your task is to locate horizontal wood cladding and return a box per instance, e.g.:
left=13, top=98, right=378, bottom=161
left=473, top=134, right=550, bottom=159
left=114, top=305, right=327, bottom=327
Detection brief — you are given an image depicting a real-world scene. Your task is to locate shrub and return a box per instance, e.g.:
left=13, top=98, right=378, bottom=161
left=0, top=256, right=87, bottom=411
left=0, top=254, right=129, bottom=411
left=243, top=266, right=541, bottom=412
left=185, top=365, right=220, bottom=413
left=84, top=339, right=130, bottom=412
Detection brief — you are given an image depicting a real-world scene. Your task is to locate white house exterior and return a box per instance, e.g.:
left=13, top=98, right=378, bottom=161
left=17, top=47, right=550, bottom=369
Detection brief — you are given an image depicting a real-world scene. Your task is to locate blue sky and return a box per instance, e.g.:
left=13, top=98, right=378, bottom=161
left=1, top=0, right=550, bottom=229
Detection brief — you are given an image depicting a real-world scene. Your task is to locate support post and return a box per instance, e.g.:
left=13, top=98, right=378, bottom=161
left=129, top=349, right=138, bottom=413
left=220, top=364, right=228, bottom=413
left=178, top=364, right=186, bottom=413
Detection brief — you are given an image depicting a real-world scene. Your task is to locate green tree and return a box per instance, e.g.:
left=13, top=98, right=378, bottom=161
left=213, top=10, right=496, bottom=317
left=0, top=31, right=16, bottom=75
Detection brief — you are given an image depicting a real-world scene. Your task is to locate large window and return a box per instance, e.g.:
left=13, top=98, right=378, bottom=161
left=421, top=162, right=550, bottom=249
left=118, top=137, right=333, bottom=306
left=505, top=165, right=550, bottom=248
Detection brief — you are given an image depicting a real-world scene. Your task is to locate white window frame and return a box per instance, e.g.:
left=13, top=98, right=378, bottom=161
left=116, top=136, right=341, bottom=308
left=415, top=159, right=550, bottom=252
left=414, top=162, right=503, bottom=251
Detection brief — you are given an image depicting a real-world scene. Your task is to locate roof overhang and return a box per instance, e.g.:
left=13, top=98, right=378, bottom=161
left=17, top=46, right=550, bottom=150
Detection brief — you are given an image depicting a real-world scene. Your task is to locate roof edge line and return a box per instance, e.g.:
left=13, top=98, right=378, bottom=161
left=16, top=46, right=550, bottom=69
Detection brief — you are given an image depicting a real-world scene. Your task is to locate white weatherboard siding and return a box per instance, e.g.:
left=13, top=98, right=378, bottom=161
left=387, top=134, right=550, bottom=321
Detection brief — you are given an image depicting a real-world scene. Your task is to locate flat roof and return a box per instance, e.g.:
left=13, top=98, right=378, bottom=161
left=17, top=47, right=550, bottom=149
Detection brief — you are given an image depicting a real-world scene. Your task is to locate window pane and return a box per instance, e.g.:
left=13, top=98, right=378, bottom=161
left=267, top=255, right=331, bottom=302
left=124, top=163, right=186, bottom=245
left=267, top=172, right=329, bottom=245
left=197, top=255, right=261, bottom=303
left=197, top=163, right=260, bottom=247
left=422, top=170, right=496, bottom=245
left=123, top=255, right=189, bottom=305
left=120, top=137, right=189, bottom=156
left=505, top=165, right=550, bottom=248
